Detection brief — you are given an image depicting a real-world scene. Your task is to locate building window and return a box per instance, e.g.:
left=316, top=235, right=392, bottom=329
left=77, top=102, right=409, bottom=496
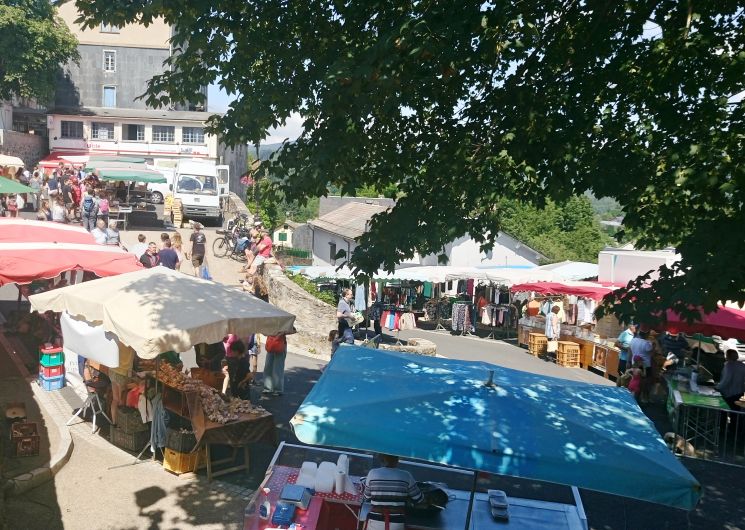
left=100, top=23, right=120, bottom=33
left=278, top=232, right=288, bottom=242
left=91, top=122, right=115, bottom=141
left=152, top=125, right=175, bottom=143
left=124, top=124, right=145, bottom=141
left=60, top=121, right=83, bottom=139
left=182, top=126, right=205, bottom=144
left=103, top=51, right=116, bottom=72
left=102, top=86, right=116, bottom=108
left=329, top=242, right=337, bottom=263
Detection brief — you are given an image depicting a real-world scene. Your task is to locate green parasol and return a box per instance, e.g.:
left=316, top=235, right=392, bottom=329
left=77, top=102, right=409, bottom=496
left=85, top=165, right=167, bottom=183
left=0, top=176, right=34, bottom=194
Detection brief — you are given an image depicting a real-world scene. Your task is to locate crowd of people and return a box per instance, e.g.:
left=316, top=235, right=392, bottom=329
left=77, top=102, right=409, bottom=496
left=1, top=162, right=117, bottom=229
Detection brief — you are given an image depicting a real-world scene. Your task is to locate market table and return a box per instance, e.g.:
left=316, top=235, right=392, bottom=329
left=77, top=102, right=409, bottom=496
left=244, top=443, right=589, bottom=530
left=518, top=322, right=621, bottom=378
left=666, top=376, right=729, bottom=456
left=162, top=382, right=278, bottom=480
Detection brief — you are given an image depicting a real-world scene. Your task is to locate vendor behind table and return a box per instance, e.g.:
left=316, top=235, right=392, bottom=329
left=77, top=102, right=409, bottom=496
left=362, top=453, right=424, bottom=530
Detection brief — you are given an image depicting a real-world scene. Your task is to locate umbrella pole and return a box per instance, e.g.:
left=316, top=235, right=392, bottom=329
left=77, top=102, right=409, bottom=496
left=463, top=471, right=478, bottom=530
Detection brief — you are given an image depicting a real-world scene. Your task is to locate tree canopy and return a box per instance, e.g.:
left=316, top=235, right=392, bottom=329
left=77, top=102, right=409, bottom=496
left=74, top=1, right=745, bottom=324
left=0, top=1, right=78, bottom=102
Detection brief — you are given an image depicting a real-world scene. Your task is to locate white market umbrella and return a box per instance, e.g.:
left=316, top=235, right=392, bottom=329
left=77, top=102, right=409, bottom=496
left=0, top=154, right=24, bottom=167
left=28, top=267, right=296, bottom=358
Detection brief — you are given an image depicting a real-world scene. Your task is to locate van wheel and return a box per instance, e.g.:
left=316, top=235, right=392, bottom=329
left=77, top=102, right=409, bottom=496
left=152, top=192, right=164, bottom=204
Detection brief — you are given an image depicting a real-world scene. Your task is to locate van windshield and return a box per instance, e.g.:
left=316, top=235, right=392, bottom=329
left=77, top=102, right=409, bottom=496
left=176, top=174, right=217, bottom=195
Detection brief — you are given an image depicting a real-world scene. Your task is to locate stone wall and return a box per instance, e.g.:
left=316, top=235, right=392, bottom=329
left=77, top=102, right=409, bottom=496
left=262, top=263, right=336, bottom=356
left=0, top=130, right=48, bottom=168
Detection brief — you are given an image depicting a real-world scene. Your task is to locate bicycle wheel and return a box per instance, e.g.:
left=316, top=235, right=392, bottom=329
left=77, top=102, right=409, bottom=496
left=212, top=236, right=229, bottom=258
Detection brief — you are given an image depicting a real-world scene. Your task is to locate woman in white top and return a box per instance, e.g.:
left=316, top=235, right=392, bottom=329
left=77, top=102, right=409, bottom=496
left=29, top=171, right=41, bottom=211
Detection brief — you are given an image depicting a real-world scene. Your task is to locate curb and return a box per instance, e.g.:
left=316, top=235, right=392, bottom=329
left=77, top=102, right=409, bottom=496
left=3, top=378, right=74, bottom=497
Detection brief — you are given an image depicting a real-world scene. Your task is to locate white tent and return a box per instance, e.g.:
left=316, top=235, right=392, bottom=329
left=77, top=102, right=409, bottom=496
left=537, top=261, right=599, bottom=281
left=29, top=267, right=296, bottom=358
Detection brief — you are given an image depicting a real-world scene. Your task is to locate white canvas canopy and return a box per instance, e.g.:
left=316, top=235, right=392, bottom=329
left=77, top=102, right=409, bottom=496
left=28, top=267, right=296, bottom=358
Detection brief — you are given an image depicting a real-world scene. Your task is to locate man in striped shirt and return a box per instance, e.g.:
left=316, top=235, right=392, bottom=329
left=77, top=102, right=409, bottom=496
left=363, top=454, right=424, bottom=530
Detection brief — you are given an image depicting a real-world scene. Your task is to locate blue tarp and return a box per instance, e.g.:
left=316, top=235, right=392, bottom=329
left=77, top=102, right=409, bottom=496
left=291, top=346, right=701, bottom=511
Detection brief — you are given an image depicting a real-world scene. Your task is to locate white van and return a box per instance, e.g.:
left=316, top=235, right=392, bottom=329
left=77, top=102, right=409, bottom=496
left=173, top=159, right=229, bottom=225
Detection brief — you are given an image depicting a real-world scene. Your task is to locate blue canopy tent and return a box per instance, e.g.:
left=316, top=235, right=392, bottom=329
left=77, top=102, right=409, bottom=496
left=291, top=346, right=701, bottom=513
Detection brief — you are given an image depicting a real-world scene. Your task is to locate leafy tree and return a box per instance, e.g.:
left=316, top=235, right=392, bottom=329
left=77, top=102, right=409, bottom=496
left=74, top=1, right=745, bottom=324
left=0, top=1, right=78, bottom=102
left=500, top=196, right=611, bottom=264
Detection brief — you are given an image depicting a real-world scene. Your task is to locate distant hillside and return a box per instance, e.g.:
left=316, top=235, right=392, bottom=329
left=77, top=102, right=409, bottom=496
left=256, top=142, right=285, bottom=161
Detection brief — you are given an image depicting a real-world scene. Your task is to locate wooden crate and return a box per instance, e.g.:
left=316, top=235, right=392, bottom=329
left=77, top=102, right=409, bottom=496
left=557, top=351, right=581, bottom=368
left=528, top=343, right=547, bottom=357
left=557, top=341, right=580, bottom=355
left=528, top=333, right=547, bottom=344
left=163, top=446, right=205, bottom=475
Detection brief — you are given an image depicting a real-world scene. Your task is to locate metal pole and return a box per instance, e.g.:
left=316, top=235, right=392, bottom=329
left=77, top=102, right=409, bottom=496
left=463, top=471, right=478, bottom=530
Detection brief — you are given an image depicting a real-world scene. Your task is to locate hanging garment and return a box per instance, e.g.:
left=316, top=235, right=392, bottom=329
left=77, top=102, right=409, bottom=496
left=355, top=283, right=367, bottom=311
left=150, top=394, right=167, bottom=449
left=527, top=300, right=540, bottom=316
left=466, top=279, right=475, bottom=296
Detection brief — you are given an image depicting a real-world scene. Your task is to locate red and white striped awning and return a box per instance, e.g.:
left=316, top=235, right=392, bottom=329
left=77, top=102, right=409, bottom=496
left=0, top=219, right=142, bottom=285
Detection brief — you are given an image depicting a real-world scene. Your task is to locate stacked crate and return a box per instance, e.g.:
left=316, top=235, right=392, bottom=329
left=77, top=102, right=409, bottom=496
left=556, top=341, right=581, bottom=367
left=163, top=427, right=202, bottom=474
left=528, top=333, right=548, bottom=357
left=39, top=346, right=65, bottom=391
left=109, top=406, right=150, bottom=452
left=172, top=198, right=184, bottom=228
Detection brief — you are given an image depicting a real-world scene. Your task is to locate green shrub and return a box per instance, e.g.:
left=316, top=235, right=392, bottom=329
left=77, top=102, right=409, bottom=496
left=285, top=272, right=337, bottom=306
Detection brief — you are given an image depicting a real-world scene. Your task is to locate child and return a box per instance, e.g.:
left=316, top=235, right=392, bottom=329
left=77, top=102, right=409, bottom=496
left=627, top=357, right=645, bottom=400
left=227, top=340, right=252, bottom=400
left=328, top=329, right=341, bottom=356
left=247, top=333, right=262, bottom=382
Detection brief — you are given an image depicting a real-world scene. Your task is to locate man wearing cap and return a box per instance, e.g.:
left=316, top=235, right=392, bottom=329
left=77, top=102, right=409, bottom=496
left=616, top=323, right=636, bottom=375
left=188, top=222, right=207, bottom=275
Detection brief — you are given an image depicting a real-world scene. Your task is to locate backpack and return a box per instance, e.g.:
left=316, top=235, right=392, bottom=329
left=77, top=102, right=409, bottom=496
left=264, top=335, right=287, bottom=354
left=82, top=196, right=94, bottom=214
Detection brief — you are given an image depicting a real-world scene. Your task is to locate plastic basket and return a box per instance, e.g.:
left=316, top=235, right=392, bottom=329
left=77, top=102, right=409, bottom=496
left=557, top=351, right=581, bottom=367
left=39, top=364, right=65, bottom=378
left=116, top=406, right=148, bottom=433
left=39, top=375, right=65, bottom=391
left=163, top=447, right=205, bottom=475
left=39, top=347, right=64, bottom=367
left=109, top=426, right=150, bottom=452
left=166, top=428, right=197, bottom=453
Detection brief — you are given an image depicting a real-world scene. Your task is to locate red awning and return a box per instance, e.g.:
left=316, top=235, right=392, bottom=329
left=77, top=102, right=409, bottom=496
left=0, top=219, right=142, bottom=285
left=510, top=281, right=617, bottom=301
left=37, top=151, right=97, bottom=171
left=665, top=307, right=745, bottom=342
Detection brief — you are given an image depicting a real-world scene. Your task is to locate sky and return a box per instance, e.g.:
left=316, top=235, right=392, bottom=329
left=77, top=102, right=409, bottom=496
left=207, top=83, right=304, bottom=145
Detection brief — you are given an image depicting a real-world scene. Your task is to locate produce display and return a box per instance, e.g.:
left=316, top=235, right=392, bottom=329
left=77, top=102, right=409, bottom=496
left=157, top=363, right=264, bottom=424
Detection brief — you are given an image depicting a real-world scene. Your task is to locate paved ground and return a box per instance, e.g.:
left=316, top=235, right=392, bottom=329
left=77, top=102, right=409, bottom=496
left=2, top=210, right=744, bottom=529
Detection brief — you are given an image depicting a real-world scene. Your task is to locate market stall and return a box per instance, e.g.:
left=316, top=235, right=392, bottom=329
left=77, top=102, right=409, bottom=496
left=249, top=346, right=701, bottom=529
left=511, top=281, right=623, bottom=375
left=28, top=267, right=296, bottom=477
left=0, top=219, right=142, bottom=286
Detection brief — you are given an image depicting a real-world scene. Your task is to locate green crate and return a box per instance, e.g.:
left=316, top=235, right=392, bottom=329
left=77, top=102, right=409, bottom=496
left=39, top=347, right=64, bottom=367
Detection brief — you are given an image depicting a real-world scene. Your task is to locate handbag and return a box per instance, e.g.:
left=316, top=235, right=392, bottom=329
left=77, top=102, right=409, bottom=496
left=546, top=340, right=558, bottom=353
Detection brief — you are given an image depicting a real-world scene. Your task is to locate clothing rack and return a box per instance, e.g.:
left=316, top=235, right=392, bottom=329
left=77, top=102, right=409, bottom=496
left=451, top=301, right=475, bottom=336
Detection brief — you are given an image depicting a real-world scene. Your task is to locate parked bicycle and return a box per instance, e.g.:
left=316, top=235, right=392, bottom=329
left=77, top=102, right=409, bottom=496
left=212, top=214, right=251, bottom=261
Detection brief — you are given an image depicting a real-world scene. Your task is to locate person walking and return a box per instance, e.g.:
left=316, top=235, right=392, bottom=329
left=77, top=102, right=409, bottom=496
left=29, top=170, right=41, bottom=211
left=188, top=222, right=207, bottom=276
left=81, top=187, right=99, bottom=232
left=171, top=232, right=185, bottom=270
left=337, top=288, right=356, bottom=346
left=158, top=239, right=180, bottom=269
left=262, top=333, right=288, bottom=396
